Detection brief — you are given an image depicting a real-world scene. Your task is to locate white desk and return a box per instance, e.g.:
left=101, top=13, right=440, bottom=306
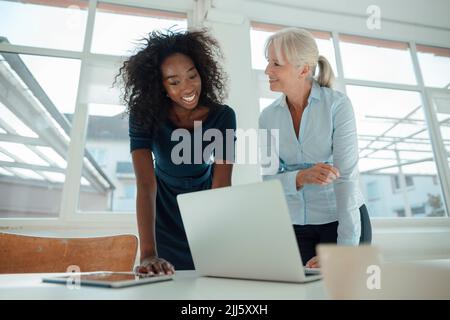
left=2, top=260, right=449, bottom=300
left=0, top=271, right=327, bottom=300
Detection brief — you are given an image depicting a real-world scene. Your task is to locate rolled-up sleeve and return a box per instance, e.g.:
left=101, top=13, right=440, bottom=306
left=332, top=97, right=361, bottom=245
left=129, top=115, right=153, bottom=153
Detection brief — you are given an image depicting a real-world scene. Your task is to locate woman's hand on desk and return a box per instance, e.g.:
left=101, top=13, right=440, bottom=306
left=296, top=163, right=340, bottom=189
left=305, top=256, right=320, bottom=268
left=135, top=256, right=175, bottom=275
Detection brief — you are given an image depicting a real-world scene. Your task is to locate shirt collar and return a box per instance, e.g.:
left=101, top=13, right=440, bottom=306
left=278, top=80, right=321, bottom=108
left=309, top=80, right=322, bottom=102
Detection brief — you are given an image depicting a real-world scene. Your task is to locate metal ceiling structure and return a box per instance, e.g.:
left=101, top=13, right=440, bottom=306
left=0, top=37, right=114, bottom=194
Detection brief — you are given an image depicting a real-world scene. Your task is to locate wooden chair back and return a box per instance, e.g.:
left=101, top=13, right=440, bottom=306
left=0, top=233, right=138, bottom=273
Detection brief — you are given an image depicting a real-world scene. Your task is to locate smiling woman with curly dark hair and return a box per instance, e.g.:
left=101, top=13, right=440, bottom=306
left=117, top=29, right=236, bottom=273
left=119, top=29, right=228, bottom=136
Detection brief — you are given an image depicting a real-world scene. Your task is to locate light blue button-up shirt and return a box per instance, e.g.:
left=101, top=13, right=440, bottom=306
left=258, top=80, right=364, bottom=245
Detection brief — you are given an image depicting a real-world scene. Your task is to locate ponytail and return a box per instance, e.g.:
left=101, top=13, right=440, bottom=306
left=316, top=55, right=335, bottom=88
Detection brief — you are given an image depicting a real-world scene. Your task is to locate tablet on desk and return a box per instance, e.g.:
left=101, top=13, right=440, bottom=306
left=42, top=272, right=173, bottom=288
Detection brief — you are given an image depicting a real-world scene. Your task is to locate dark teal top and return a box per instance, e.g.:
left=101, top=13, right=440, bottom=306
left=129, top=104, right=236, bottom=270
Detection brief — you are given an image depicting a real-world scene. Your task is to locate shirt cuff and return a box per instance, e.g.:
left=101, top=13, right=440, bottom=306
left=284, top=170, right=299, bottom=195
left=261, top=170, right=300, bottom=195
left=337, top=237, right=359, bottom=246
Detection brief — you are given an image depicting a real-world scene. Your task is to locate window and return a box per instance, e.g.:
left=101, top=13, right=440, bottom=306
left=0, top=0, right=88, bottom=51
left=0, top=2, right=188, bottom=218
left=366, top=181, right=380, bottom=201
left=17, top=54, right=81, bottom=123
left=433, top=176, right=438, bottom=185
left=430, top=92, right=450, bottom=193
left=417, top=45, right=450, bottom=89
left=348, top=85, right=445, bottom=217
left=89, top=147, right=107, bottom=167
left=339, top=35, right=416, bottom=85
left=123, top=184, right=136, bottom=199
left=392, top=175, right=414, bottom=191
left=91, top=2, right=187, bottom=56
left=0, top=52, right=81, bottom=217
left=116, top=161, right=134, bottom=177
left=395, top=205, right=426, bottom=217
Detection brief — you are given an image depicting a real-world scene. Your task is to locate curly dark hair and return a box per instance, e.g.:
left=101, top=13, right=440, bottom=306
left=116, top=28, right=228, bottom=135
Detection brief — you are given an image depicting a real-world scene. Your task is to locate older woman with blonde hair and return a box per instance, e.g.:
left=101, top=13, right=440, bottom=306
left=259, top=27, right=371, bottom=268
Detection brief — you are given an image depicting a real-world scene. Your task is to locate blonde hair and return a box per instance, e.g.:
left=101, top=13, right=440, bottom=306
left=265, top=27, right=335, bottom=88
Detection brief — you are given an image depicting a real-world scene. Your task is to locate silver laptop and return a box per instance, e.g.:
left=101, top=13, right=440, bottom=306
left=177, top=180, right=321, bottom=283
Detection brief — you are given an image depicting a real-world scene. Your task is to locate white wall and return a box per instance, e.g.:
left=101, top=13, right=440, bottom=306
left=203, top=11, right=261, bottom=185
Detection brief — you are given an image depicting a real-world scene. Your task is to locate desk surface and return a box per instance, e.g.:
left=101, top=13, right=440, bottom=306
left=0, top=271, right=327, bottom=300
left=3, top=260, right=450, bottom=300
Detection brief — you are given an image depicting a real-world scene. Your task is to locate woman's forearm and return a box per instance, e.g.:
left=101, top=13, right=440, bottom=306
left=136, top=186, right=157, bottom=259
left=211, top=163, right=233, bottom=189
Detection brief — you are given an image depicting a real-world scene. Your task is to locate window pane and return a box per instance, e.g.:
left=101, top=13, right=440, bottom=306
left=417, top=45, right=450, bottom=89
left=0, top=52, right=80, bottom=218
left=259, top=98, right=275, bottom=113
left=91, top=2, right=187, bottom=56
left=347, top=85, right=446, bottom=218
left=340, top=34, right=416, bottom=85
left=78, top=104, right=131, bottom=212
left=18, top=54, right=80, bottom=120
left=250, top=23, right=338, bottom=75
left=79, top=8, right=188, bottom=213
left=75, top=53, right=128, bottom=212
left=431, top=92, right=450, bottom=208
left=0, top=0, right=88, bottom=51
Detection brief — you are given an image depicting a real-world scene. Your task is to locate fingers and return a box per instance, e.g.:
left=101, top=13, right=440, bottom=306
left=154, top=260, right=175, bottom=275
left=150, top=260, right=165, bottom=275
left=308, top=164, right=340, bottom=185
left=137, top=258, right=175, bottom=276
left=306, top=171, right=334, bottom=185
left=161, top=261, right=175, bottom=275
left=306, top=256, right=320, bottom=268
left=305, top=173, right=327, bottom=185
left=309, top=260, right=320, bottom=268
left=136, top=264, right=154, bottom=275
left=317, top=164, right=340, bottom=177
left=319, top=170, right=337, bottom=184
left=323, top=164, right=340, bottom=178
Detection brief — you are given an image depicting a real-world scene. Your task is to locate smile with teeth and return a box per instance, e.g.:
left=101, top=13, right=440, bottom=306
left=181, top=93, right=196, bottom=103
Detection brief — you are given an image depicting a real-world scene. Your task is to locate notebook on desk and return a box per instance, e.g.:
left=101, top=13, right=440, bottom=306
left=177, top=180, right=321, bottom=283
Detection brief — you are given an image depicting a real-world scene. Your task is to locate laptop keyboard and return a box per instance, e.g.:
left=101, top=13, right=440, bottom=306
left=304, top=267, right=321, bottom=275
